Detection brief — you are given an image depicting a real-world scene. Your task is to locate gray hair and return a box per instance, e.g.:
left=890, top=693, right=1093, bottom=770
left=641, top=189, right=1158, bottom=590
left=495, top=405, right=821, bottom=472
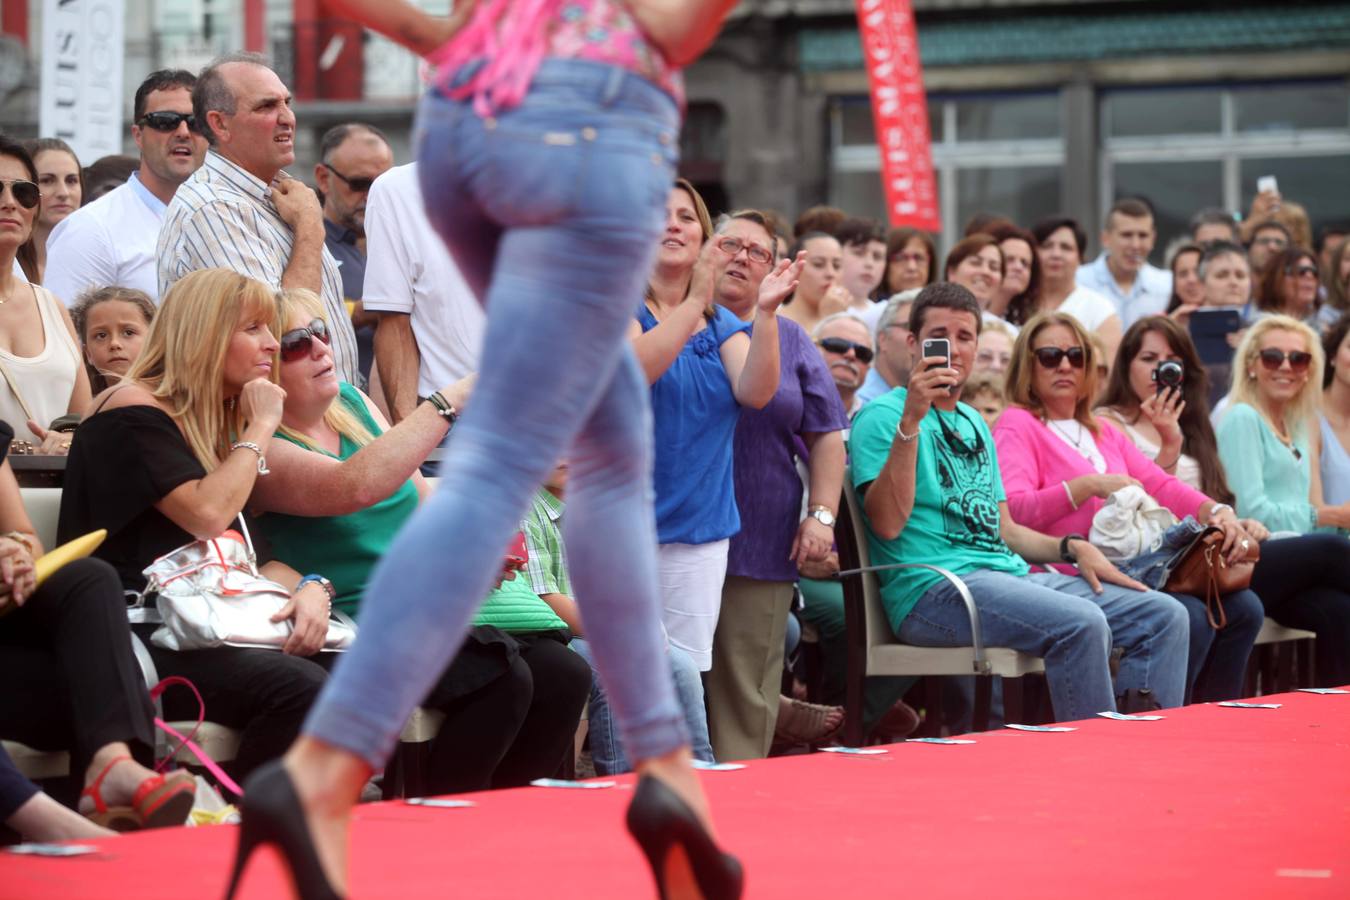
left=812, top=311, right=870, bottom=340
left=193, top=51, right=273, bottom=147
left=875, top=289, right=922, bottom=345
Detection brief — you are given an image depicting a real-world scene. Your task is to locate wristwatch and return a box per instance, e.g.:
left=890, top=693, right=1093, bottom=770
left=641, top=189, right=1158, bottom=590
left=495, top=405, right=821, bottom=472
left=1059, top=533, right=1087, bottom=564
left=808, top=505, right=836, bottom=528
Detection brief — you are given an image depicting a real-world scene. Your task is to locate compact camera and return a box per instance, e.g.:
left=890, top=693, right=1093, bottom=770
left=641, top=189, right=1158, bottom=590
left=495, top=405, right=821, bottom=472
left=1152, top=360, right=1184, bottom=396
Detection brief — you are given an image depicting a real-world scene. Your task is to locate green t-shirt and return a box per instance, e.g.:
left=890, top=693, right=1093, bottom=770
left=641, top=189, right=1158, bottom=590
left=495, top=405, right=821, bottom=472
left=849, top=388, right=1027, bottom=633
left=258, top=383, right=566, bottom=633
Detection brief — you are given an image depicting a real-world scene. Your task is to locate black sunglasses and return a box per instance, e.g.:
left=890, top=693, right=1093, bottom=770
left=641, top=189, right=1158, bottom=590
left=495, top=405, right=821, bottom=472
left=323, top=163, right=374, bottom=193
left=279, top=318, right=332, bottom=361
left=1286, top=265, right=1319, bottom=279
left=0, top=179, right=40, bottom=210
left=1033, top=346, right=1086, bottom=370
left=139, top=111, right=199, bottom=133
left=1257, top=349, right=1312, bottom=372
left=818, top=337, right=874, bottom=364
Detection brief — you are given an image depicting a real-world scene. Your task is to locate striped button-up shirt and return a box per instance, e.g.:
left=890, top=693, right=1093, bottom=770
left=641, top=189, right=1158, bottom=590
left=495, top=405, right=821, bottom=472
left=156, top=150, right=359, bottom=383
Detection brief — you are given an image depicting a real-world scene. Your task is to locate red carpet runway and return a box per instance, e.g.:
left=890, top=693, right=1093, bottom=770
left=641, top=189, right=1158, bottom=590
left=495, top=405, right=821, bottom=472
left=3, top=689, right=1347, bottom=899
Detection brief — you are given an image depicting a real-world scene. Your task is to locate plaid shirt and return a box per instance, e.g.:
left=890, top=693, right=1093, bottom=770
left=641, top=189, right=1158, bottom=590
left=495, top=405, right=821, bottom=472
left=522, top=489, right=569, bottom=597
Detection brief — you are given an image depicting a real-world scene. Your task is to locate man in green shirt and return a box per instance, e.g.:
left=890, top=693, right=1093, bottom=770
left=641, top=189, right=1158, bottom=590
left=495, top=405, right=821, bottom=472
left=851, top=284, right=1188, bottom=719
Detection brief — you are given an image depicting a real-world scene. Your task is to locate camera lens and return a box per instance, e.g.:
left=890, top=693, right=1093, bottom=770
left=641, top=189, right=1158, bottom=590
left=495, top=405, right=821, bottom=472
left=1153, top=360, right=1183, bottom=388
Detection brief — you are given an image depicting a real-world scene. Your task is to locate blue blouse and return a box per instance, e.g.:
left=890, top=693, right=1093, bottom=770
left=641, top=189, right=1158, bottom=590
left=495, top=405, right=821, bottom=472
left=639, top=303, right=750, bottom=544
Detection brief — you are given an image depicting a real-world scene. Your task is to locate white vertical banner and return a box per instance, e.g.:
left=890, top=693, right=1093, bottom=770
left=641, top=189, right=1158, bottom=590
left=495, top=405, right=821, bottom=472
left=39, top=0, right=125, bottom=161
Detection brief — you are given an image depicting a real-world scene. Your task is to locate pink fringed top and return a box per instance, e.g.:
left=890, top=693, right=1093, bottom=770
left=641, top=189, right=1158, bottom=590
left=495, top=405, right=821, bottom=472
left=428, top=0, right=684, bottom=115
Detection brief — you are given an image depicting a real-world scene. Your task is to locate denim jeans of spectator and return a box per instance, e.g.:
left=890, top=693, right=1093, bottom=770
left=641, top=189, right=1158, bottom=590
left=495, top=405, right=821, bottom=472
left=897, top=570, right=1189, bottom=720
left=1115, top=518, right=1263, bottom=702
left=304, top=59, right=689, bottom=769
left=571, top=639, right=714, bottom=775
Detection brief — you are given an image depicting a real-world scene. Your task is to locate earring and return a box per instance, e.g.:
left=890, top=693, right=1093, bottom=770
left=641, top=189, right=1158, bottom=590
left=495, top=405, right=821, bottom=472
left=1247, top=371, right=1255, bottom=380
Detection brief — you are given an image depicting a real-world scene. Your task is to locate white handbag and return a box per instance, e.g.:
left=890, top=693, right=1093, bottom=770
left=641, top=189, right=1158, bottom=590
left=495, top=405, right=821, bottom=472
left=1089, top=485, right=1180, bottom=561
left=140, top=517, right=357, bottom=652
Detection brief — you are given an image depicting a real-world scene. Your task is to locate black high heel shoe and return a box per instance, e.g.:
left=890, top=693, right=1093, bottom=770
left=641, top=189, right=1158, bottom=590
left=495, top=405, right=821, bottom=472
left=223, top=761, right=344, bottom=900
left=625, top=775, right=744, bottom=900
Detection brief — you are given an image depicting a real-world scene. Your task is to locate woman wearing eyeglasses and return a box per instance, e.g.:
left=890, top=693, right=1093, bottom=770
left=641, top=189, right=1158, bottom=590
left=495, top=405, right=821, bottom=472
left=993, top=312, right=1263, bottom=703
left=0, top=136, right=92, bottom=454
left=630, top=184, right=784, bottom=680
left=1254, top=247, right=1322, bottom=325
left=250, top=289, right=590, bottom=795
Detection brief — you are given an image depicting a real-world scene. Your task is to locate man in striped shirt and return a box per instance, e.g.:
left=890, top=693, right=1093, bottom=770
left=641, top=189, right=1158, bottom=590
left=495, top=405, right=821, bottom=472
left=156, top=52, right=359, bottom=383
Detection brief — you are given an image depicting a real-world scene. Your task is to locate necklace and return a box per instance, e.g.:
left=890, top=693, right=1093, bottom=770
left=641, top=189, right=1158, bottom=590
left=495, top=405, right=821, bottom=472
left=1049, top=418, right=1085, bottom=448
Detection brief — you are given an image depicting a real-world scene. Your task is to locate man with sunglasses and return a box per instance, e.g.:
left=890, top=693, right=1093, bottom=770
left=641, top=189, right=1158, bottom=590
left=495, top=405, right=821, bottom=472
left=813, top=313, right=874, bottom=417
left=158, top=52, right=359, bottom=385
left=313, top=123, right=393, bottom=382
left=45, top=70, right=206, bottom=305
left=850, top=283, right=1188, bottom=723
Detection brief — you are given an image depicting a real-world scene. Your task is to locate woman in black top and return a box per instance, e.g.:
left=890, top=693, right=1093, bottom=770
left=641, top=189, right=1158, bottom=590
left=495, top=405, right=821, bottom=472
left=57, top=269, right=341, bottom=782
left=0, top=420, right=193, bottom=833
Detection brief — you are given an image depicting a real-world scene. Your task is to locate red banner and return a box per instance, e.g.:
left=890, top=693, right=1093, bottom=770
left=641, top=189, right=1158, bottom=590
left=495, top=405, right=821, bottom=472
left=854, top=0, right=940, bottom=232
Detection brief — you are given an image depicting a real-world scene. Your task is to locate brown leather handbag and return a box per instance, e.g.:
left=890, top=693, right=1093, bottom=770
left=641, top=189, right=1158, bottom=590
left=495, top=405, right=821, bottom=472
left=1163, top=527, right=1260, bottom=629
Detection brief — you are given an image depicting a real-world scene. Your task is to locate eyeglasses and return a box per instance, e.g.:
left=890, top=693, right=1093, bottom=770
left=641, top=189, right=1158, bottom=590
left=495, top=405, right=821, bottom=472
left=322, top=163, right=375, bottom=193
left=279, top=318, right=332, bottom=361
left=1257, top=349, right=1312, bottom=372
left=1032, top=346, right=1086, bottom=369
left=715, top=236, right=773, bottom=266
left=1286, top=265, right=1319, bottom=279
left=890, top=251, right=928, bottom=266
left=138, top=111, right=199, bottom=133
left=818, top=337, right=874, bottom=364
left=0, top=179, right=40, bottom=210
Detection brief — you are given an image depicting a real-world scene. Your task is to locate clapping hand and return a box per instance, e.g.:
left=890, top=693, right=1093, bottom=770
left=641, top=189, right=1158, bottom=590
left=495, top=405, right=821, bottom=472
left=758, top=252, right=805, bottom=314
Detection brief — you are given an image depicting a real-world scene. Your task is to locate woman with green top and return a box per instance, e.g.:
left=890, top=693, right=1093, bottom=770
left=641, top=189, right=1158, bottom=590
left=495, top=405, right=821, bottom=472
left=1215, top=313, right=1350, bottom=686
left=250, top=289, right=590, bottom=795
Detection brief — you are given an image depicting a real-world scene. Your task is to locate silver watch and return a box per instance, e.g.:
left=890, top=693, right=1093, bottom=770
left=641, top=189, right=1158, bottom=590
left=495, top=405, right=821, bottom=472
left=809, top=506, right=837, bottom=528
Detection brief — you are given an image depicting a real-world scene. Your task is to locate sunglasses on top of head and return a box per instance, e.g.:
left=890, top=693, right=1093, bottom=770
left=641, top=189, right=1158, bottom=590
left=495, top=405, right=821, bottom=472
left=279, top=319, right=332, bottom=362
left=817, top=337, right=874, bottom=364
left=0, top=179, right=41, bottom=210
left=138, top=111, right=199, bottom=133
left=1257, top=348, right=1312, bottom=372
left=1032, top=346, right=1086, bottom=369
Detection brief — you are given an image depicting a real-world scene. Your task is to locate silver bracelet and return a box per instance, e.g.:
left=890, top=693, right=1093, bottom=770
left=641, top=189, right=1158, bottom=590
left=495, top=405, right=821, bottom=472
left=1208, top=502, right=1234, bottom=520
left=895, top=421, right=920, bottom=443
left=231, top=441, right=270, bottom=476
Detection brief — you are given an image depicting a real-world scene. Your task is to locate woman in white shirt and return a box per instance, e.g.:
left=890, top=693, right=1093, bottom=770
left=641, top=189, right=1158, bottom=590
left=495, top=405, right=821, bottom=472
left=1029, top=215, right=1122, bottom=363
left=0, top=136, right=91, bottom=453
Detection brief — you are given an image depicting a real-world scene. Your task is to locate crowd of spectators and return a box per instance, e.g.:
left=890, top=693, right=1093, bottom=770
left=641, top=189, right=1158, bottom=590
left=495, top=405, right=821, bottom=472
left=1, top=51, right=1348, bottom=844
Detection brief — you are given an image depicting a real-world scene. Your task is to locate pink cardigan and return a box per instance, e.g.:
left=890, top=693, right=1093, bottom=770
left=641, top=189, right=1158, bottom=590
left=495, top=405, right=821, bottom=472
left=993, top=407, right=1209, bottom=568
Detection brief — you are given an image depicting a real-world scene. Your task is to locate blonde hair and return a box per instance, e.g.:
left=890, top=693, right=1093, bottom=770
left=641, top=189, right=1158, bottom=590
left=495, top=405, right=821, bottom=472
left=1228, top=314, right=1324, bottom=440
left=123, top=269, right=278, bottom=471
left=961, top=369, right=1004, bottom=404
left=1004, top=311, right=1103, bottom=434
left=271, top=288, right=375, bottom=451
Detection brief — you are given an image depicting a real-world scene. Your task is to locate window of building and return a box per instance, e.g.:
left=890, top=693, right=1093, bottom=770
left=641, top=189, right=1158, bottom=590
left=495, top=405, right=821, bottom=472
left=1101, top=81, right=1350, bottom=262
left=828, top=91, right=1062, bottom=252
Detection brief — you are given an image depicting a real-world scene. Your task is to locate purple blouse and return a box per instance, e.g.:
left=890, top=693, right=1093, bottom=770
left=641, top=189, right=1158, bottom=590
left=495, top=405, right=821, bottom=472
left=727, top=317, right=849, bottom=581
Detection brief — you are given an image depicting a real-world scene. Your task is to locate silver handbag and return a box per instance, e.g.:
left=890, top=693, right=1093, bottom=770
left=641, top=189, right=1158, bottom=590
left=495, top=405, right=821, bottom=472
left=140, top=517, right=357, bottom=653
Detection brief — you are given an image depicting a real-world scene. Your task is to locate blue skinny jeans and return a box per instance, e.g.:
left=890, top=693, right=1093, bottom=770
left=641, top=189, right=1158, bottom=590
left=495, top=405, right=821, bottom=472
left=304, top=60, right=689, bottom=769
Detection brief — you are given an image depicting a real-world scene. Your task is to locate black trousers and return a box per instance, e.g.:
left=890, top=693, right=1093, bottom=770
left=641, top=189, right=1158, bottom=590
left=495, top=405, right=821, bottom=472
left=418, top=634, right=591, bottom=796
left=1251, top=533, right=1350, bottom=687
left=0, top=558, right=157, bottom=777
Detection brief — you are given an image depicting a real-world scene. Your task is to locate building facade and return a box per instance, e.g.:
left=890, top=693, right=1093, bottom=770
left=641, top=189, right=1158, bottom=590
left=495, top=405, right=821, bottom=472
left=3, top=0, right=1348, bottom=261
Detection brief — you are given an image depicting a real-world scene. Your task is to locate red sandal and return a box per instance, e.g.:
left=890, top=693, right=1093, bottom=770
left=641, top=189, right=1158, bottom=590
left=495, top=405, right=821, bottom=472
left=81, top=756, right=196, bottom=831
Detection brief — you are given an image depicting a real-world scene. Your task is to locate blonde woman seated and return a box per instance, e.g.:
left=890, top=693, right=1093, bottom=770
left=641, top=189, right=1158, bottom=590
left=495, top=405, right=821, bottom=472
left=1215, top=315, right=1350, bottom=687
left=249, top=290, right=590, bottom=793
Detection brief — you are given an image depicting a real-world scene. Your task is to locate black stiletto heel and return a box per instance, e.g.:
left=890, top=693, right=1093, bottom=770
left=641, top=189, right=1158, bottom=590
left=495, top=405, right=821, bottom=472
left=625, top=775, right=743, bottom=900
left=223, top=761, right=344, bottom=900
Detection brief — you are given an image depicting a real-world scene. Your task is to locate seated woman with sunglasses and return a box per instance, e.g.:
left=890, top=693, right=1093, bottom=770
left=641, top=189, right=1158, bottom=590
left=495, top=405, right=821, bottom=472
left=0, top=136, right=92, bottom=455
left=1215, top=316, right=1350, bottom=686
left=57, top=269, right=335, bottom=783
left=1253, top=247, right=1322, bottom=326
left=993, top=312, right=1263, bottom=703
left=629, top=181, right=782, bottom=676
left=249, top=290, right=590, bottom=794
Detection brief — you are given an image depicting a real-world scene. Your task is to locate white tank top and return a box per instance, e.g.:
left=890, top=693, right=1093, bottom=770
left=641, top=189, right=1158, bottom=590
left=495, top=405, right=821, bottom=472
left=1117, top=418, right=1203, bottom=491
left=0, top=284, right=81, bottom=444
